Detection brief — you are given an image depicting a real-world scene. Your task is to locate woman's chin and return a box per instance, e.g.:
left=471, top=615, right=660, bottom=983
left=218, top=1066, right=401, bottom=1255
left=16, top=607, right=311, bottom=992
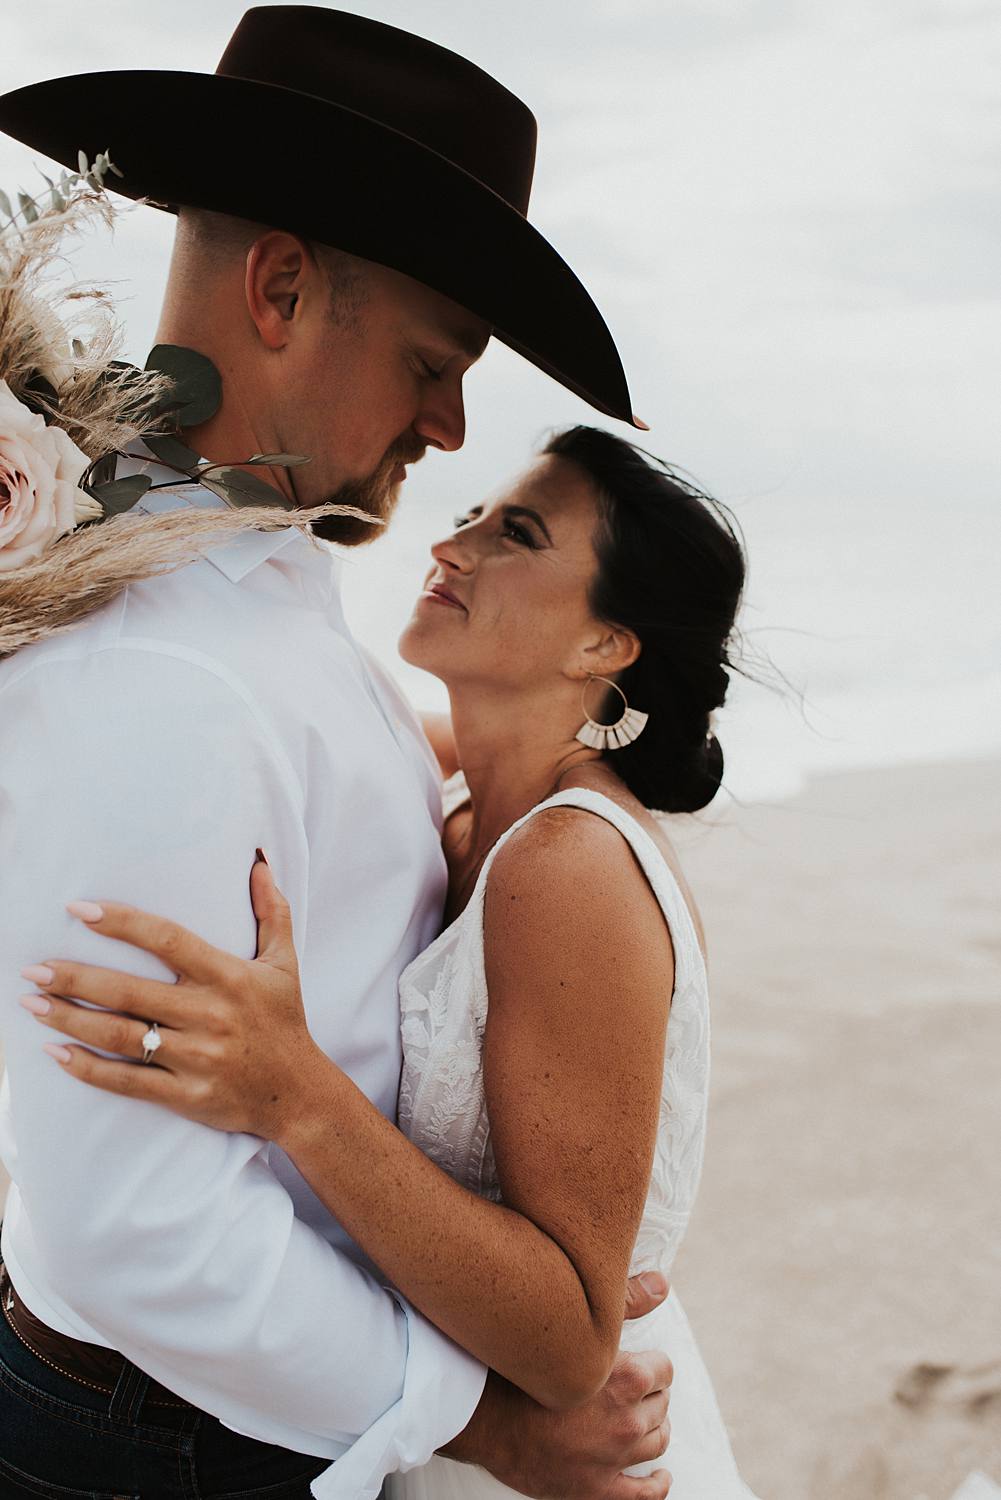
left=398, top=620, right=451, bottom=679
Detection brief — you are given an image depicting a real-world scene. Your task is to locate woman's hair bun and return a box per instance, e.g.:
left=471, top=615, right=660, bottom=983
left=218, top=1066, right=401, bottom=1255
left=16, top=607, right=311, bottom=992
left=544, top=427, right=745, bottom=813
left=678, top=732, right=726, bottom=815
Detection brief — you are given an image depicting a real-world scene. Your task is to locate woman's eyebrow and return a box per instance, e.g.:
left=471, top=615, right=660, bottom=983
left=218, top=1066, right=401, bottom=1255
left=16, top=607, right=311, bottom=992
left=505, top=505, right=553, bottom=544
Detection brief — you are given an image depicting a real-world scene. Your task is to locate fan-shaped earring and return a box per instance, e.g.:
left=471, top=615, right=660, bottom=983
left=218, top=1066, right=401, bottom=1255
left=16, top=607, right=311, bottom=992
left=575, top=675, right=649, bottom=751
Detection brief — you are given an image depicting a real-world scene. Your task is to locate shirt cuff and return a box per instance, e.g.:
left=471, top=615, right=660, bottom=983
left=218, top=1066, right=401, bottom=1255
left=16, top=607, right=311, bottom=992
left=311, top=1292, right=487, bottom=1500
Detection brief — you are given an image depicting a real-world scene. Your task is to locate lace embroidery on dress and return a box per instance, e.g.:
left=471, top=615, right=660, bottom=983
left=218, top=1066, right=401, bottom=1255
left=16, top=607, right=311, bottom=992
left=398, top=774, right=711, bottom=1267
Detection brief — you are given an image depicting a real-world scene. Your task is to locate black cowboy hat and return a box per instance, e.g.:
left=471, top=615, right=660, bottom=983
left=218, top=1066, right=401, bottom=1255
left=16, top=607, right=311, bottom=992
left=0, top=5, right=642, bottom=426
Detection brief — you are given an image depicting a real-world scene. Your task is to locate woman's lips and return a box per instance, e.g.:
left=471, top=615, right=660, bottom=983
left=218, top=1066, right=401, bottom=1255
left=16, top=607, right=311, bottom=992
left=421, top=584, right=466, bottom=612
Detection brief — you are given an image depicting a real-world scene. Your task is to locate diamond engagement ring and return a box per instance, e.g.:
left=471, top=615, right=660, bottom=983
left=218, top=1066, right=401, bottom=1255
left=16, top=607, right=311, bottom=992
left=141, top=1023, right=162, bottom=1065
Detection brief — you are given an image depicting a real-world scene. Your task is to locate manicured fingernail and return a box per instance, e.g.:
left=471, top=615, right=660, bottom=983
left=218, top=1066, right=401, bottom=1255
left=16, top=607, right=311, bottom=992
left=255, top=847, right=269, bottom=865
left=43, top=1043, right=72, bottom=1065
left=66, top=901, right=104, bottom=923
left=20, top=993, right=52, bottom=1016
left=639, top=1271, right=668, bottom=1300
left=20, top=964, right=54, bottom=986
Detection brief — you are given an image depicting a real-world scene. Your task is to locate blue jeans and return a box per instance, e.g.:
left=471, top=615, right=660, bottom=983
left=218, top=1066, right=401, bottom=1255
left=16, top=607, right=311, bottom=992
left=0, top=1278, right=330, bottom=1499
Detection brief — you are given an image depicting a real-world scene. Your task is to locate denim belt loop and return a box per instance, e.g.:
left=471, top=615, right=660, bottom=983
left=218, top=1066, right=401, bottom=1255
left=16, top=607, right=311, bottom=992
left=108, top=1357, right=151, bottom=1423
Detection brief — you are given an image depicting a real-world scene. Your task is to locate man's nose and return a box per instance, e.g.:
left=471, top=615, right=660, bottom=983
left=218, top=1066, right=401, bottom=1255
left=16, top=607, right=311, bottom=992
left=414, top=370, right=467, bottom=453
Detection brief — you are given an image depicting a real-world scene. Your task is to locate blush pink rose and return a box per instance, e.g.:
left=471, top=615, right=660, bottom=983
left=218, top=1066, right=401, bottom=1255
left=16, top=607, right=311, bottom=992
left=0, top=379, right=93, bottom=572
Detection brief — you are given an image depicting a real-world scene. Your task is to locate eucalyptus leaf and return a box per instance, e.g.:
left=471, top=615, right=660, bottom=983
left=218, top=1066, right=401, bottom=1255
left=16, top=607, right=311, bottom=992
left=213, top=466, right=295, bottom=508
left=144, top=433, right=201, bottom=471
left=93, top=474, right=153, bottom=515
left=107, top=157, right=124, bottom=179
left=248, top=452, right=311, bottom=467
left=84, top=452, right=118, bottom=491
left=18, top=192, right=38, bottom=224
left=0, top=188, right=11, bottom=219
left=201, top=468, right=294, bottom=511
left=145, top=344, right=222, bottom=429
left=50, top=188, right=66, bottom=213
left=199, top=477, right=270, bottom=510
left=77, top=150, right=89, bottom=175
left=198, top=478, right=236, bottom=506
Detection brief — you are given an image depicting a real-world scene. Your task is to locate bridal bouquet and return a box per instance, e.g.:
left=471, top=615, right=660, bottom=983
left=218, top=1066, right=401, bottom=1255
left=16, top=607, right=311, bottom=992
left=0, top=158, right=338, bottom=658
left=0, top=155, right=306, bottom=569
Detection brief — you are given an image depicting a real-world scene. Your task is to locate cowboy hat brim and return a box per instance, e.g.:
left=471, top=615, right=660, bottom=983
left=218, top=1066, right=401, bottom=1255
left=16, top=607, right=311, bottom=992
left=0, top=70, right=641, bottom=426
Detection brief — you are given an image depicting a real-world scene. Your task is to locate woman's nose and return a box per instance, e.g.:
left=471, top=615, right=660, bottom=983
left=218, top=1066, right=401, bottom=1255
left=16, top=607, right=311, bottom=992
left=430, top=531, right=473, bottom=573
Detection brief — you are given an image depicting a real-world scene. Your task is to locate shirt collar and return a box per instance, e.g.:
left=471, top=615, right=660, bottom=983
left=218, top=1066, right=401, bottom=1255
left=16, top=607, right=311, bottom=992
left=118, top=442, right=334, bottom=589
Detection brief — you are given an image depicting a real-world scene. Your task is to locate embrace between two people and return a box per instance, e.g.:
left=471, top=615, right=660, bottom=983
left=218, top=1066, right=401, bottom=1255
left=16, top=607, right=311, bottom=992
left=0, top=9, right=752, bottom=1500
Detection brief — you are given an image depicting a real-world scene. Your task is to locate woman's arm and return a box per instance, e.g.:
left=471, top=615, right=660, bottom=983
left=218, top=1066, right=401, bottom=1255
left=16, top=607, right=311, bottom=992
left=24, top=813, right=672, bottom=1410
left=278, top=808, right=671, bottom=1407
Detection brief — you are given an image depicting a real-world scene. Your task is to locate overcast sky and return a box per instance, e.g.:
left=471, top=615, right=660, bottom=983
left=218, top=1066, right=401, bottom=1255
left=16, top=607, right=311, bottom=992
left=2, top=0, right=998, bottom=796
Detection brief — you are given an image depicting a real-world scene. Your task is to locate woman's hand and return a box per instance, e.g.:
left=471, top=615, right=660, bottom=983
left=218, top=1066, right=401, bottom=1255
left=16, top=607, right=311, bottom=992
left=18, top=857, right=323, bottom=1140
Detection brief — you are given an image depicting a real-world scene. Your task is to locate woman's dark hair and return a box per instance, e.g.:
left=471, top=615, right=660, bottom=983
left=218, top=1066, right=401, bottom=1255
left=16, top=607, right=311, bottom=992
left=544, top=426, right=746, bottom=814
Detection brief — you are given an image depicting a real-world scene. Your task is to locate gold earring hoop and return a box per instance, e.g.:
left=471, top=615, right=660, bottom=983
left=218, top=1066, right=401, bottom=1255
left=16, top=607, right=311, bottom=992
left=575, top=675, right=649, bottom=751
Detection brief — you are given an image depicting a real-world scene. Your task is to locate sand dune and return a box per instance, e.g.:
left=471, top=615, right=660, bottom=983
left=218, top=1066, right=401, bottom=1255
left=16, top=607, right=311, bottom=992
left=2, top=756, right=998, bottom=1496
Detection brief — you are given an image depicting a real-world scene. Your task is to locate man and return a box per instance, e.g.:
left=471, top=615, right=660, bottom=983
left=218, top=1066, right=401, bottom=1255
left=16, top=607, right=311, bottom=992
left=0, top=9, right=671, bottom=1498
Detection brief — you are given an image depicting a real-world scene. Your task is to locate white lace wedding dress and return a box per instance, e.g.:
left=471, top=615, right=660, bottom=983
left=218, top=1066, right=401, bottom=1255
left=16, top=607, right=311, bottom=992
left=387, top=780, right=759, bottom=1499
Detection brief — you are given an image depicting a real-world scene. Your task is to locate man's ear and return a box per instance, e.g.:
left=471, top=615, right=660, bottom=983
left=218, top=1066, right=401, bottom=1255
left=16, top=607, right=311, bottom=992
left=244, top=231, right=312, bottom=351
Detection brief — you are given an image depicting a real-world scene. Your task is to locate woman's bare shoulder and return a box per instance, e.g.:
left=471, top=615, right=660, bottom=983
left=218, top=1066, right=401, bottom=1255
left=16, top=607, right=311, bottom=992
left=481, top=801, right=675, bottom=1090
left=488, top=788, right=707, bottom=964
left=485, top=802, right=672, bottom=962
left=489, top=800, right=637, bottom=887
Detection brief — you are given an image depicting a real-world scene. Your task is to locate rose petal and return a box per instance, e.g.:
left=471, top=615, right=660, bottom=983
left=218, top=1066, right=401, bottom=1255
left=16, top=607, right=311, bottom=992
left=0, top=379, right=89, bottom=568
left=0, top=472, right=32, bottom=540
left=73, top=488, right=104, bottom=524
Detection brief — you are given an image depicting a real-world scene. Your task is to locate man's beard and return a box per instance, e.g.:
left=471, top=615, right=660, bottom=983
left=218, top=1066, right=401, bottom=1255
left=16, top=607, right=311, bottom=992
left=310, top=434, right=426, bottom=546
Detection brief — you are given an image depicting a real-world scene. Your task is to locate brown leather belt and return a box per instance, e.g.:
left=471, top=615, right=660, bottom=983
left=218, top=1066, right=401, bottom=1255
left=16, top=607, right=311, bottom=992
left=0, top=1262, right=190, bottom=1407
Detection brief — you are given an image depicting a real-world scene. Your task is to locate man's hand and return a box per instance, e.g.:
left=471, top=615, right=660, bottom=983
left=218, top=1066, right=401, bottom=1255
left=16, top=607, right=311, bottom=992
left=441, top=1271, right=673, bottom=1500
left=623, top=1271, right=669, bottom=1323
left=443, top=1356, right=672, bottom=1500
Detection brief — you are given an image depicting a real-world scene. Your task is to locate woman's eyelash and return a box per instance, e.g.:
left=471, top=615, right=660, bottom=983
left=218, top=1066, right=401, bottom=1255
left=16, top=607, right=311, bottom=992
left=503, top=519, right=535, bottom=547
left=419, top=358, right=443, bottom=382
left=451, top=514, right=536, bottom=547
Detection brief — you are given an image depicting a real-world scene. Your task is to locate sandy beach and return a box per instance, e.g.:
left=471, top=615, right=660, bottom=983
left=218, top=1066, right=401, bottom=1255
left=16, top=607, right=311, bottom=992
left=670, top=755, right=1001, bottom=1499
left=2, top=754, right=999, bottom=1497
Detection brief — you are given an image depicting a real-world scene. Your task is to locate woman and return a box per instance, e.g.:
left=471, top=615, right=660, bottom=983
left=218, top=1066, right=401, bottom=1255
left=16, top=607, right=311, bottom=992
left=21, top=426, right=756, bottom=1497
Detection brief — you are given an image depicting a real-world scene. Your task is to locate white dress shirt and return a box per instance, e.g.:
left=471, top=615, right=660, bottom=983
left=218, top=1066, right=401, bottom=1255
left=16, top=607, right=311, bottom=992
left=0, top=458, right=486, bottom=1498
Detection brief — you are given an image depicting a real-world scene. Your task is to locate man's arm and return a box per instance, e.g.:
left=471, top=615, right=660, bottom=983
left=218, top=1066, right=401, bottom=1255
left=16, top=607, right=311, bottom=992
left=0, top=645, right=484, bottom=1467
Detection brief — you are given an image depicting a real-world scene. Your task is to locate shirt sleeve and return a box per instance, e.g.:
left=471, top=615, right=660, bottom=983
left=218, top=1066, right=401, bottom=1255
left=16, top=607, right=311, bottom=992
left=0, top=645, right=485, bottom=1476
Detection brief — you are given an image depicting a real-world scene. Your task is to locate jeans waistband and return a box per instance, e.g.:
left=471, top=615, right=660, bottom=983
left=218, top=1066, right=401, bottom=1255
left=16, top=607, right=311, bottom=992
left=0, top=1261, right=191, bottom=1408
